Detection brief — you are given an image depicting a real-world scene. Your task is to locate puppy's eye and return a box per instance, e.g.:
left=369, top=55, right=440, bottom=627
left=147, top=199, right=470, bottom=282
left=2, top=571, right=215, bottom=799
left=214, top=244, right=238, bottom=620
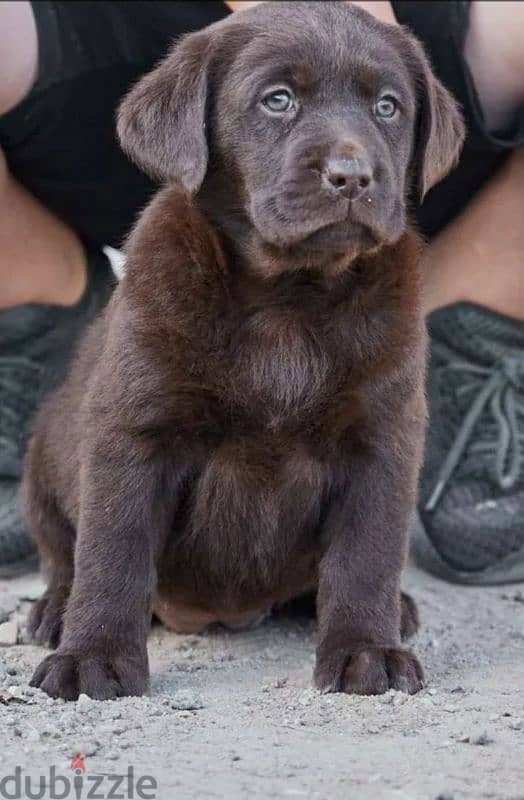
left=262, top=89, right=295, bottom=114
left=374, top=94, right=398, bottom=119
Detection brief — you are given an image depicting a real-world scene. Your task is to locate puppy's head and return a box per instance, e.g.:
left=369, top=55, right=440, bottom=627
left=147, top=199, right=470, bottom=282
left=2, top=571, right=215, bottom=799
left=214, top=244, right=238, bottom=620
left=118, top=2, right=464, bottom=266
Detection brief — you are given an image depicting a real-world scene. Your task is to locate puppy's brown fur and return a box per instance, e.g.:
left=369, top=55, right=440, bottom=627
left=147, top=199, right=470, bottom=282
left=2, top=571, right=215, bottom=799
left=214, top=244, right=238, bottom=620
left=24, top=2, right=464, bottom=700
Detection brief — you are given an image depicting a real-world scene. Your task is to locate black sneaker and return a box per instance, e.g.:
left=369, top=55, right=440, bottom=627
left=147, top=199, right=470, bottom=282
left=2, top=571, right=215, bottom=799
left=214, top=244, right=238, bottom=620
left=413, top=302, right=524, bottom=585
left=0, top=248, right=115, bottom=577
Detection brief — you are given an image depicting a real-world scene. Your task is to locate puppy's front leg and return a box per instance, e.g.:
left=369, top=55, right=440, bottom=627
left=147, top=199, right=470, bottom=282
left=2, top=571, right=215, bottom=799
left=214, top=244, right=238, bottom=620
left=314, top=443, right=424, bottom=696
left=30, top=438, right=175, bottom=700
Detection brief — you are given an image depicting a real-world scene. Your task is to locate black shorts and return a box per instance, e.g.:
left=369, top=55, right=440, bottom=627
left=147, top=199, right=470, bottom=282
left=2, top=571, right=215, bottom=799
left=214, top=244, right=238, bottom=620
left=1, top=1, right=523, bottom=248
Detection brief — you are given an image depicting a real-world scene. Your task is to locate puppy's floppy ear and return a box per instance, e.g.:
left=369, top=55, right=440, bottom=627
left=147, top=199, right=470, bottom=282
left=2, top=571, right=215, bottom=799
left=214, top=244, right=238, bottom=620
left=406, top=35, right=466, bottom=201
left=117, top=31, right=211, bottom=192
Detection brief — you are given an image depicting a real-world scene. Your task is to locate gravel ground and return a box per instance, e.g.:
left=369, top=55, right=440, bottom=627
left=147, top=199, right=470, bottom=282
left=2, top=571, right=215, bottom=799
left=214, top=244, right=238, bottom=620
left=0, top=564, right=523, bottom=800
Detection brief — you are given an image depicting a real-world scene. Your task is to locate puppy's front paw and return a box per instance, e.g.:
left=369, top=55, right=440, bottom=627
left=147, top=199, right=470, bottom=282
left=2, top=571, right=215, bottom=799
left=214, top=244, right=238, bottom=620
left=315, top=646, right=424, bottom=696
left=29, top=650, right=149, bottom=701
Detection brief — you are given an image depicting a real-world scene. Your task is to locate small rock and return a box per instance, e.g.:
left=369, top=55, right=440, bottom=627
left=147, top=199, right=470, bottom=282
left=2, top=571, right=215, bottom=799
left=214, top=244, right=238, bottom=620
left=435, top=794, right=454, bottom=800
left=428, top=688, right=438, bottom=696
left=106, top=752, right=119, bottom=761
left=170, top=689, right=204, bottom=711
left=509, top=719, right=523, bottom=731
left=76, top=693, right=95, bottom=713
left=0, top=621, right=18, bottom=646
left=274, top=677, right=288, bottom=689
left=6, top=685, right=26, bottom=701
left=25, top=727, right=40, bottom=743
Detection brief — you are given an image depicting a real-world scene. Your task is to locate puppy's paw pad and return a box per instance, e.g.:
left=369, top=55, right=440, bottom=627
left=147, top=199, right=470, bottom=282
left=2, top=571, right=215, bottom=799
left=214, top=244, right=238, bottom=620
left=342, top=647, right=424, bottom=695
left=400, top=592, right=419, bottom=641
left=29, top=651, right=148, bottom=701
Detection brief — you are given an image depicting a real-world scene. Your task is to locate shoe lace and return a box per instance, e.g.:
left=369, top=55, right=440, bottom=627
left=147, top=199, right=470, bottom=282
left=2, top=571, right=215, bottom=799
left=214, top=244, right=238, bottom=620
left=0, top=355, right=43, bottom=475
left=425, top=353, right=524, bottom=512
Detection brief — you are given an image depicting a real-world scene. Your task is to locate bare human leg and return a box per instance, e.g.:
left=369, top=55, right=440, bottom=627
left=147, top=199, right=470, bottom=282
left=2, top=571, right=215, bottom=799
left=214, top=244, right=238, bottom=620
left=0, top=1, right=86, bottom=310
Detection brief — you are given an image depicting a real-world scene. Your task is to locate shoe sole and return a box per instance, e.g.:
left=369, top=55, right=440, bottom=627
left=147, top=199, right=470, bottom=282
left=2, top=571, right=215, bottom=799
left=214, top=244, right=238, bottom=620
left=412, top=512, right=524, bottom=585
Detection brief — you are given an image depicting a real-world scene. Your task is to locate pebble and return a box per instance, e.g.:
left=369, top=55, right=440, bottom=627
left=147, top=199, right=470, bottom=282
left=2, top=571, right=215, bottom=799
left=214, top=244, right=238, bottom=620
left=6, top=685, right=26, bottom=701
left=170, top=689, right=204, bottom=710
left=0, top=621, right=18, bottom=646
left=76, top=693, right=95, bottom=713
left=435, top=794, right=454, bottom=800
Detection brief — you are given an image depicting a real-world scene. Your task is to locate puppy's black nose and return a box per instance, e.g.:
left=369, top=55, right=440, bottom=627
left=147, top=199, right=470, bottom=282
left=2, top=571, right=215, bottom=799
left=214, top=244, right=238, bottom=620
left=322, top=157, right=372, bottom=201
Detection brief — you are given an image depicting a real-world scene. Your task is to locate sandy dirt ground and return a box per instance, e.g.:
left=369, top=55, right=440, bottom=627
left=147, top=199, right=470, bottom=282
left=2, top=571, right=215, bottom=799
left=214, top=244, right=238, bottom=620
left=0, top=563, right=523, bottom=800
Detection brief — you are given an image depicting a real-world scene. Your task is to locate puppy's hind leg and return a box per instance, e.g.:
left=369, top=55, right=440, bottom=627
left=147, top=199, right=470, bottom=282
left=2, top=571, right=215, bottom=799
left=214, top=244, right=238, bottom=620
left=21, top=460, right=74, bottom=649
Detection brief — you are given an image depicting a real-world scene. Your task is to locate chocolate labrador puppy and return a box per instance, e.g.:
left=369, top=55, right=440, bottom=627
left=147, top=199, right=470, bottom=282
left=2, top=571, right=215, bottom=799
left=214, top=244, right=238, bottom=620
left=24, top=2, right=464, bottom=700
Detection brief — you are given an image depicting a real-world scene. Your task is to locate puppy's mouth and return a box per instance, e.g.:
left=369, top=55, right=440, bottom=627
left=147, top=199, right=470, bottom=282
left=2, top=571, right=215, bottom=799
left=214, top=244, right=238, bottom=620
left=249, top=183, right=397, bottom=253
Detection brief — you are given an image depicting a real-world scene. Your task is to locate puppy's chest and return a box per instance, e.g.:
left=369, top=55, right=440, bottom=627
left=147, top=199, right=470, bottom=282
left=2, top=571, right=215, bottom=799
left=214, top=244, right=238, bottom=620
left=227, top=307, right=339, bottom=419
